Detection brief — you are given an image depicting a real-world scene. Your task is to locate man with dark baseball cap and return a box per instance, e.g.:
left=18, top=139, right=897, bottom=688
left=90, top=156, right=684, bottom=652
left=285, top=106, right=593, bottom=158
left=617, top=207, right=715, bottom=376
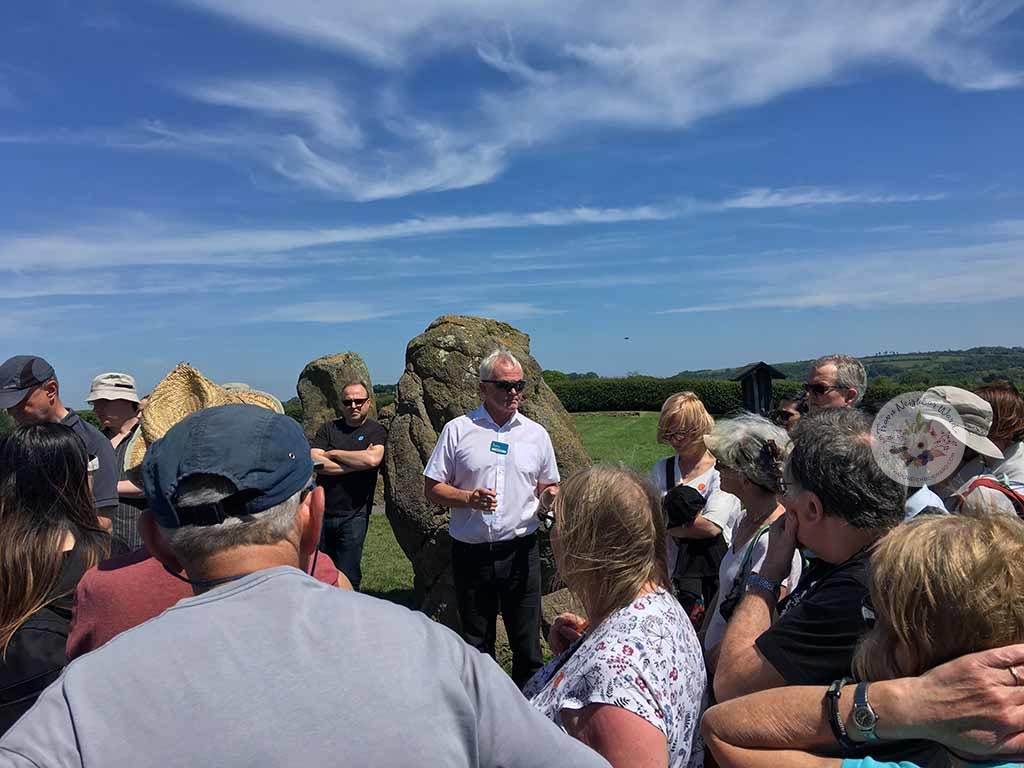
left=0, top=404, right=609, bottom=768
left=0, top=355, right=118, bottom=513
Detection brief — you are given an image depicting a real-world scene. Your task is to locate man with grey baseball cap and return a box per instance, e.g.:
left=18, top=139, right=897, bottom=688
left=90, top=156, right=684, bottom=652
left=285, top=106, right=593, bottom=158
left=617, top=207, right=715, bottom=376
left=0, top=355, right=118, bottom=513
left=0, top=404, right=609, bottom=768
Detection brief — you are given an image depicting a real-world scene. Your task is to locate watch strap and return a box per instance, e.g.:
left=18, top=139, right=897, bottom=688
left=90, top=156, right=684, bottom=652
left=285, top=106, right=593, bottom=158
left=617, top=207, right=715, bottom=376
left=825, top=678, right=858, bottom=750
left=745, top=572, right=780, bottom=595
left=853, top=682, right=880, bottom=741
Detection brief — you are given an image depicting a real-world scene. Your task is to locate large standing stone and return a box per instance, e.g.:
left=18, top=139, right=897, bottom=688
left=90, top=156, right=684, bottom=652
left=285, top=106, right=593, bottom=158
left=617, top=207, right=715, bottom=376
left=296, top=353, right=375, bottom=440
left=383, top=315, right=591, bottom=628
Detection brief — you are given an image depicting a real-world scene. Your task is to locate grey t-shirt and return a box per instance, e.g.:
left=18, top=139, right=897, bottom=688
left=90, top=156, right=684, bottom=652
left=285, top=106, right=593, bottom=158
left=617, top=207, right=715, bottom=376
left=0, top=567, right=610, bottom=768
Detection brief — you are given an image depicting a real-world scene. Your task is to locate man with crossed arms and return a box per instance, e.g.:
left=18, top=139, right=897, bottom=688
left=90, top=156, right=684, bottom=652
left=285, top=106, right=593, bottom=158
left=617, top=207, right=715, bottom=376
left=424, top=348, right=559, bottom=688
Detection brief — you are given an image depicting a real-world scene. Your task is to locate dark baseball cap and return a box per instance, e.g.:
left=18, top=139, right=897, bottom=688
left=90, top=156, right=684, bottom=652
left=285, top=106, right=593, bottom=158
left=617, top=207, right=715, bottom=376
left=142, top=403, right=314, bottom=529
left=0, top=355, right=56, bottom=409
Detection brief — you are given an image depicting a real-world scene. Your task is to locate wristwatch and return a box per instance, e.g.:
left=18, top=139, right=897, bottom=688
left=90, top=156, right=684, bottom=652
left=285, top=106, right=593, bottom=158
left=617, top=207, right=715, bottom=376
left=852, top=682, right=880, bottom=741
left=745, top=572, right=780, bottom=595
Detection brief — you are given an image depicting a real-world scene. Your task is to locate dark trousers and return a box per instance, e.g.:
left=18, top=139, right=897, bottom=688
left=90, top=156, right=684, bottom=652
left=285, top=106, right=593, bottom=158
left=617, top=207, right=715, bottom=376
left=321, top=514, right=369, bottom=590
left=451, top=534, right=543, bottom=688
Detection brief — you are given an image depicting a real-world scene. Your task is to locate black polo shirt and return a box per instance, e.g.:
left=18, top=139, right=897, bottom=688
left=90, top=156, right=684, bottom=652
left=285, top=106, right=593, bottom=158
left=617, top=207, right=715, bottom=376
left=755, top=548, right=872, bottom=685
left=312, top=418, right=387, bottom=519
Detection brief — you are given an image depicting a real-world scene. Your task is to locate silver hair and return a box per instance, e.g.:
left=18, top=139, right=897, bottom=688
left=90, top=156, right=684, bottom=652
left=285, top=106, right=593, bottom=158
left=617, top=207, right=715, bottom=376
left=479, top=348, right=522, bottom=381
left=810, top=354, right=868, bottom=405
left=705, top=413, right=792, bottom=492
left=159, top=474, right=303, bottom=566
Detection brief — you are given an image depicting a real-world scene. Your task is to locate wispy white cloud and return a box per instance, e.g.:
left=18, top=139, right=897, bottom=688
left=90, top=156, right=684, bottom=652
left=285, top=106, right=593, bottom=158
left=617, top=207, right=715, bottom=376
left=658, top=238, right=1024, bottom=313
left=184, top=79, right=363, bottom=146
left=0, top=187, right=937, bottom=270
left=473, top=302, right=567, bottom=320
left=167, top=1, right=1023, bottom=199
left=262, top=301, right=400, bottom=323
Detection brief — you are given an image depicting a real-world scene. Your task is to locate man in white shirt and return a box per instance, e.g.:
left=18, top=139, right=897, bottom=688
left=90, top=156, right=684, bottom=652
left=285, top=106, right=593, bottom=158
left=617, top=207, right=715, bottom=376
left=424, top=349, right=560, bottom=687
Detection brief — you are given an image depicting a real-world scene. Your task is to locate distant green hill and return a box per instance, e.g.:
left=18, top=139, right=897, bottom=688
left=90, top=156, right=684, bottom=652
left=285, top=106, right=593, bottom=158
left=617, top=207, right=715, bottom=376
left=674, top=346, right=1024, bottom=386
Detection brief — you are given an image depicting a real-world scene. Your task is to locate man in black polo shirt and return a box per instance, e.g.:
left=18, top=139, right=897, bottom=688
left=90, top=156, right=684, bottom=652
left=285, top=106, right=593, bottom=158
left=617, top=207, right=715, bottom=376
left=0, top=355, right=118, bottom=516
left=714, top=408, right=906, bottom=702
left=309, top=381, right=386, bottom=590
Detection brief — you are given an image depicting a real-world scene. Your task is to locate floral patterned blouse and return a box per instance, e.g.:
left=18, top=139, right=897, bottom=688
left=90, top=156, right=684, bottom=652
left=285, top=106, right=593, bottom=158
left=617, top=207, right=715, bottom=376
left=523, top=588, right=707, bottom=768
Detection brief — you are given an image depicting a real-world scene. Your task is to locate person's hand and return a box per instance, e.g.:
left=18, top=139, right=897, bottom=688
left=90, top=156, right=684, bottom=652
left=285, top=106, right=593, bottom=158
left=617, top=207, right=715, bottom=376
left=759, top=508, right=799, bottom=582
left=539, top=485, right=559, bottom=510
left=548, top=612, right=589, bottom=655
left=897, top=644, right=1024, bottom=759
left=467, top=488, right=497, bottom=512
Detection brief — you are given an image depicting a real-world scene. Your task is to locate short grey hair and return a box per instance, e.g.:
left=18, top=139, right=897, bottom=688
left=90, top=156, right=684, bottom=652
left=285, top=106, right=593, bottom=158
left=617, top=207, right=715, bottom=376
left=705, top=413, right=791, bottom=492
left=160, top=474, right=303, bottom=566
left=787, top=409, right=905, bottom=530
left=341, top=380, right=371, bottom=397
left=479, top=348, right=522, bottom=381
left=809, top=354, right=867, bottom=405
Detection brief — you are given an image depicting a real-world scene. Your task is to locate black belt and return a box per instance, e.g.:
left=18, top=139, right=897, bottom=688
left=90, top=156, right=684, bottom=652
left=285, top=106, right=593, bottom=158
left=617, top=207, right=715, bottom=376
left=453, top=533, right=537, bottom=553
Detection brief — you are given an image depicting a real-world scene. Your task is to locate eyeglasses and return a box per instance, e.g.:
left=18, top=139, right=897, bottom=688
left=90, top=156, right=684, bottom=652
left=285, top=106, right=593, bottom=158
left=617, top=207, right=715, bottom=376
left=536, top=505, right=555, bottom=531
left=802, top=383, right=848, bottom=396
left=482, top=379, right=528, bottom=393
left=341, top=398, right=369, bottom=407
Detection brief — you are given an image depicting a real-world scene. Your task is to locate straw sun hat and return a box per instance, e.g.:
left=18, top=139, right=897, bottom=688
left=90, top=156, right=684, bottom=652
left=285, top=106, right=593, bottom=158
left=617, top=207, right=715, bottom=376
left=124, top=363, right=284, bottom=476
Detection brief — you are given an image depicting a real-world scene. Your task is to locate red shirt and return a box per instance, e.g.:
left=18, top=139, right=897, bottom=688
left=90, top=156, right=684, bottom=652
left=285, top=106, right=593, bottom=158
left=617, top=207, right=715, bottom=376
left=67, top=549, right=341, bottom=660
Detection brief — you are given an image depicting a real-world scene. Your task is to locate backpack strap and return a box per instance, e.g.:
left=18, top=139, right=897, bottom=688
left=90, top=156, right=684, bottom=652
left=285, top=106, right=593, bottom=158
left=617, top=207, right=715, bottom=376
left=962, top=477, right=1024, bottom=517
left=665, top=456, right=676, bottom=493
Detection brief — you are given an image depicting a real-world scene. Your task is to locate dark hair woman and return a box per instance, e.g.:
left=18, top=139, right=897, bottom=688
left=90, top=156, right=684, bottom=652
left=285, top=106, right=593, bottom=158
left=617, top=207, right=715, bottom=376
left=0, top=423, right=113, bottom=734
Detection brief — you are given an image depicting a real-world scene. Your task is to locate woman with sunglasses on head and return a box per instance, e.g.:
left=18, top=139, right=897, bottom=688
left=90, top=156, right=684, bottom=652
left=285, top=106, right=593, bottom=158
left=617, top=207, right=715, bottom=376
left=0, top=423, right=113, bottom=734
left=702, top=511, right=1024, bottom=768
left=525, top=465, right=706, bottom=768
left=649, top=392, right=742, bottom=628
left=701, top=414, right=803, bottom=673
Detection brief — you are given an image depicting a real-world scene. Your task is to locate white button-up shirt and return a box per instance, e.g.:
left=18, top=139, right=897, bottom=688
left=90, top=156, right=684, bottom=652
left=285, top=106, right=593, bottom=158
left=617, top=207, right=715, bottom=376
left=424, top=405, right=560, bottom=544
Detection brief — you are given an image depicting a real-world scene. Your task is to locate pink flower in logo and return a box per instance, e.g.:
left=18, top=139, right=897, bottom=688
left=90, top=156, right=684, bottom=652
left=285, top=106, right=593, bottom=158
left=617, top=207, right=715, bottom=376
left=622, top=645, right=634, bottom=656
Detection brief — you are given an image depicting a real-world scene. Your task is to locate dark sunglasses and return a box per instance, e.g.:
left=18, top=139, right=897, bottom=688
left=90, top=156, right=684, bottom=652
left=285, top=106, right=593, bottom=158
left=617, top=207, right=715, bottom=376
left=483, top=379, right=528, bottom=392
left=802, top=383, right=848, bottom=396
left=342, top=397, right=369, bottom=407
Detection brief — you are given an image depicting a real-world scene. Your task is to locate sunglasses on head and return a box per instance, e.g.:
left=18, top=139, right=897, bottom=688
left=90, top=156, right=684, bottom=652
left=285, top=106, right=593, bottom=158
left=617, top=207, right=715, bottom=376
left=483, top=379, right=528, bottom=392
left=342, top=397, right=369, bottom=407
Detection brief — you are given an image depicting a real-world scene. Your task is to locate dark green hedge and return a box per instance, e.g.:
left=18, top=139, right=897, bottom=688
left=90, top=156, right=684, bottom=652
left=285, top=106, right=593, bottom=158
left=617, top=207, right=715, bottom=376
left=549, top=376, right=935, bottom=415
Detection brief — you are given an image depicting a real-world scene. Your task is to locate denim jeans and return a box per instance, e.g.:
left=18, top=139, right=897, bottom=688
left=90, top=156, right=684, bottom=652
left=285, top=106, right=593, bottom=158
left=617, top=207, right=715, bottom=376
left=321, top=514, right=370, bottom=590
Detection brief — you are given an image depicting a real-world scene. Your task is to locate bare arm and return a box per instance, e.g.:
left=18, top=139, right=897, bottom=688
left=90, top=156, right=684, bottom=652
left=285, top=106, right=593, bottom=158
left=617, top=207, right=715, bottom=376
left=117, top=479, right=144, bottom=497
left=563, top=704, right=668, bottom=768
left=325, top=444, right=384, bottom=470
left=310, top=449, right=346, bottom=476
left=713, top=588, right=787, bottom=701
left=666, top=513, right=722, bottom=539
left=424, top=478, right=495, bottom=511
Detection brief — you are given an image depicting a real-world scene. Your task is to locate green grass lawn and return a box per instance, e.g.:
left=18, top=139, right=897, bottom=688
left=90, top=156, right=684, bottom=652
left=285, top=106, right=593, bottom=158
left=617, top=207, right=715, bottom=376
left=359, top=412, right=670, bottom=599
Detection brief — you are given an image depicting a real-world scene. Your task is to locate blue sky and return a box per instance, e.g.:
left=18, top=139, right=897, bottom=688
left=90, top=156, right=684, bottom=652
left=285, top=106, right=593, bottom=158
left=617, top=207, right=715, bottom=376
left=2, top=1, right=1024, bottom=407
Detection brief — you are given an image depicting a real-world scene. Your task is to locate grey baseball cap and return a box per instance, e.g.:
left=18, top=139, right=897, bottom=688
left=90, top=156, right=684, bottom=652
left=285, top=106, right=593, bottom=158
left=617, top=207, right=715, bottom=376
left=0, top=355, right=56, bottom=409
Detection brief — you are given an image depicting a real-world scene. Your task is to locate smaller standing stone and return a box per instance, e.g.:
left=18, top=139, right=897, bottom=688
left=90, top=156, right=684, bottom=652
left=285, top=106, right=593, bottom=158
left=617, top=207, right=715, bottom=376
left=296, top=353, right=375, bottom=440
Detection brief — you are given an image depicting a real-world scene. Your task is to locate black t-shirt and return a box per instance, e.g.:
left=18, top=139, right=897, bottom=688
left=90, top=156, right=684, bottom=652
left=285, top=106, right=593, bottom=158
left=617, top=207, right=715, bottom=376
left=755, top=548, right=872, bottom=685
left=312, top=418, right=387, bottom=519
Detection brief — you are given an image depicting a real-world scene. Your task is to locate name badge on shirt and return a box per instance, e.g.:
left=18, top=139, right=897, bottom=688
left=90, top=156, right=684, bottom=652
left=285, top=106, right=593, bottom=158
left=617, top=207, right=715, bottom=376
left=489, top=441, right=509, bottom=455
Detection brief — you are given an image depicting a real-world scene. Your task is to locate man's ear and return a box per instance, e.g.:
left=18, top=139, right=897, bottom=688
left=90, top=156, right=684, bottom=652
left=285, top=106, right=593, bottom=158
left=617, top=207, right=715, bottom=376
left=802, top=490, right=826, bottom=526
left=139, top=510, right=183, bottom=573
left=844, top=388, right=859, bottom=407
left=298, top=486, right=324, bottom=560
left=45, top=379, right=59, bottom=403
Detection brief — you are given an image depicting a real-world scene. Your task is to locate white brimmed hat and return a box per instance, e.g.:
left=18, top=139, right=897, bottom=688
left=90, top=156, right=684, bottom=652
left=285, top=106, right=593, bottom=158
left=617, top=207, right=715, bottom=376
left=86, top=372, right=140, bottom=404
left=920, top=386, right=1004, bottom=460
